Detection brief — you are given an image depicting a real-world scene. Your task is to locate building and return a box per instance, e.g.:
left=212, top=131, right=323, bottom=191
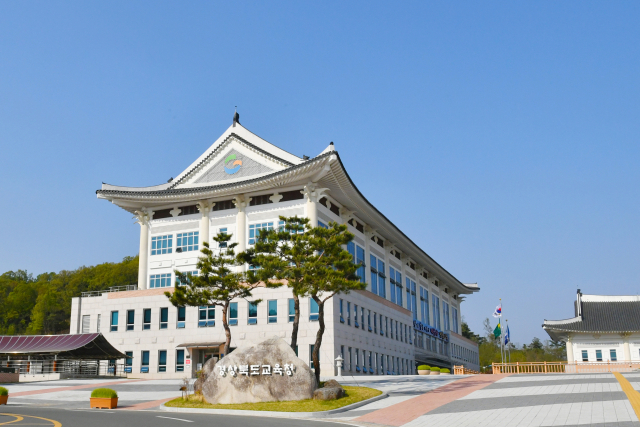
left=543, top=290, right=640, bottom=364
left=71, top=113, right=480, bottom=378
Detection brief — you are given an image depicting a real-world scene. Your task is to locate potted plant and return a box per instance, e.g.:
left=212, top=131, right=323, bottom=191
left=417, top=365, right=430, bottom=375
left=0, top=387, right=8, bottom=405
left=90, top=388, right=118, bottom=409
left=440, top=368, right=451, bottom=375
left=430, top=366, right=441, bottom=375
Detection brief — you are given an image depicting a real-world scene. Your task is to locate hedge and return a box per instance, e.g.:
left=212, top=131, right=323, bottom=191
left=417, top=365, right=430, bottom=370
left=91, top=388, right=118, bottom=398
left=430, top=366, right=440, bottom=371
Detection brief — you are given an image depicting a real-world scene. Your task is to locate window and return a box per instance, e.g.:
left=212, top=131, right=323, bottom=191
left=610, top=349, right=617, bottom=362
left=347, top=302, right=351, bottom=325
left=139, top=309, right=150, bottom=331
left=177, top=307, right=186, bottom=328
left=390, top=267, right=396, bottom=304
left=356, top=246, right=365, bottom=283
left=395, top=270, right=403, bottom=307
left=248, top=302, right=258, bottom=325
left=141, top=351, right=149, bottom=373
left=229, top=302, right=238, bottom=326
left=596, top=349, right=603, bottom=361
left=310, top=344, right=315, bottom=370
left=125, top=351, right=133, bottom=373
left=377, top=259, right=386, bottom=298
left=420, top=287, right=429, bottom=325
left=310, top=298, right=319, bottom=321
left=126, top=310, right=135, bottom=331
left=249, top=222, right=274, bottom=245
left=339, top=299, right=345, bottom=323
left=160, top=308, right=169, bottom=329
left=370, top=255, right=378, bottom=295
left=279, top=220, right=305, bottom=234
left=318, top=221, right=328, bottom=229
left=176, top=270, right=198, bottom=286
left=176, top=232, right=198, bottom=253
left=348, top=347, right=352, bottom=371
left=97, top=314, right=101, bottom=333
left=150, top=273, right=172, bottom=288
left=452, top=307, right=459, bottom=334
left=361, top=307, right=365, bottom=330
left=151, top=235, right=172, bottom=255
left=379, top=314, right=384, bottom=336
left=407, top=279, right=417, bottom=320
left=396, top=321, right=399, bottom=341
left=218, top=228, right=228, bottom=248
left=110, top=311, right=118, bottom=332
left=82, top=315, right=90, bottom=333
left=199, top=306, right=215, bottom=327
left=374, top=311, right=377, bottom=334
left=432, top=295, right=441, bottom=329
left=176, top=349, right=185, bottom=372
left=288, top=299, right=295, bottom=322
left=443, top=301, right=450, bottom=331
left=354, top=304, right=359, bottom=327
left=355, top=349, right=360, bottom=372
left=158, top=350, right=167, bottom=372
left=268, top=300, right=277, bottom=323
left=367, top=310, right=372, bottom=332
left=385, top=317, right=389, bottom=338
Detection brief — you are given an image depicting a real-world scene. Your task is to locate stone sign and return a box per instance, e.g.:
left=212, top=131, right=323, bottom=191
left=202, top=336, right=317, bottom=404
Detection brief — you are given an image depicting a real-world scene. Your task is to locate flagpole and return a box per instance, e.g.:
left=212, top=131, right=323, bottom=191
left=506, top=319, right=511, bottom=363
left=500, top=298, right=504, bottom=365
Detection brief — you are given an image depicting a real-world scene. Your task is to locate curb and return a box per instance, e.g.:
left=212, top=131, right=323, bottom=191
left=160, top=392, right=388, bottom=418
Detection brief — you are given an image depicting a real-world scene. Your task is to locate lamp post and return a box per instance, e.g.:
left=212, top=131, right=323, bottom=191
left=335, top=355, right=344, bottom=377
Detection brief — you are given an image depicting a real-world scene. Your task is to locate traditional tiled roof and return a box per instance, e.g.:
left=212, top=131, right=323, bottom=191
left=543, top=294, right=640, bottom=338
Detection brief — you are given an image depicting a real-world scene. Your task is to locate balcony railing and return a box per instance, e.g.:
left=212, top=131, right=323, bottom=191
left=81, top=285, right=138, bottom=298
left=492, top=361, right=640, bottom=374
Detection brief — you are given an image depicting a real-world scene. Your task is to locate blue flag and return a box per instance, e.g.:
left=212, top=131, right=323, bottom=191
left=504, top=325, right=511, bottom=345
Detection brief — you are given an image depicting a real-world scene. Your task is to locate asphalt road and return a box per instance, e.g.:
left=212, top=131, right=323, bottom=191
left=0, top=406, right=347, bottom=427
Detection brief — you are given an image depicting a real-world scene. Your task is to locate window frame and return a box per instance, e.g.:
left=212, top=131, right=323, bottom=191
left=198, top=306, right=215, bottom=327
left=159, top=307, right=169, bottom=330
left=143, top=308, right=151, bottom=330
left=110, top=311, right=118, bottom=332
left=267, top=300, right=277, bottom=324
left=151, top=234, right=173, bottom=255
left=309, top=298, right=319, bottom=321
left=176, top=231, right=199, bottom=253
left=126, top=310, right=135, bottom=331
left=229, top=302, right=238, bottom=326
left=158, top=350, right=167, bottom=373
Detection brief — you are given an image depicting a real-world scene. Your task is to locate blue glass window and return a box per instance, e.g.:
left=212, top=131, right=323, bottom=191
left=268, top=300, right=277, bottom=323
left=219, top=228, right=228, bottom=248
left=249, top=222, right=273, bottom=245
left=126, top=310, right=135, bottom=331
left=288, top=299, right=295, bottom=322
left=318, top=221, right=328, bottom=229
left=177, top=307, right=186, bottom=329
left=389, top=267, right=396, bottom=304
left=248, top=302, right=258, bottom=325
left=141, top=351, right=149, bottom=373
left=110, top=311, right=118, bottom=332
left=229, top=302, right=238, bottom=326
left=432, top=295, right=441, bottom=329
left=309, top=298, right=319, bottom=321
left=176, top=232, right=198, bottom=253
left=370, top=254, right=378, bottom=295
left=158, top=350, right=167, bottom=372
left=420, top=287, right=429, bottom=325
left=150, top=273, right=172, bottom=288
left=198, top=306, right=215, bottom=327
left=356, top=246, right=365, bottom=283
left=151, top=235, right=172, bottom=255
left=160, top=307, right=169, bottom=329
left=378, top=260, right=386, bottom=298
left=176, top=349, right=185, bottom=372
left=143, top=308, right=151, bottom=330
left=339, top=299, right=345, bottom=323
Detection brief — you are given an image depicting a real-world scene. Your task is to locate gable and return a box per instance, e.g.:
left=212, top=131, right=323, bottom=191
left=194, top=149, right=275, bottom=184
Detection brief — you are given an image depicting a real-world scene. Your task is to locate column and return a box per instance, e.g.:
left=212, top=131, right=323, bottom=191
left=566, top=335, right=574, bottom=363
left=623, top=333, right=631, bottom=362
left=233, top=196, right=251, bottom=254
left=197, top=201, right=214, bottom=247
left=135, top=209, right=152, bottom=290
left=302, top=182, right=328, bottom=227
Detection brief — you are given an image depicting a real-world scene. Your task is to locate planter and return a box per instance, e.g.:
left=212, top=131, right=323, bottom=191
left=430, top=371, right=440, bottom=375
left=0, top=395, right=7, bottom=405
left=90, top=397, right=118, bottom=409
left=440, top=372, right=450, bottom=375
left=418, top=370, right=430, bottom=375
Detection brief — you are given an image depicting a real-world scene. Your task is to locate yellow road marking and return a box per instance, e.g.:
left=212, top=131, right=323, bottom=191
left=0, top=414, right=61, bottom=427
left=0, top=415, right=23, bottom=425
left=614, top=372, right=640, bottom=420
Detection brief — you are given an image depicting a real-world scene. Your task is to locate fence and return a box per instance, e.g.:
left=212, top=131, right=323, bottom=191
left=2, top=360, right=127, bottom=378
left=492, top=361, right=640, bottom=374
left=453, top=365, right=481, bottom=375
left=81, top=285, right=138, bottom=298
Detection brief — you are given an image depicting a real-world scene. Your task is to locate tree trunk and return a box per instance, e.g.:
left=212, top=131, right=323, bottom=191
left=312, top=296, right=324, bottom=385
left=290, top=294, right=300, bottom=351
left=222, top=302, right=231, bottom=357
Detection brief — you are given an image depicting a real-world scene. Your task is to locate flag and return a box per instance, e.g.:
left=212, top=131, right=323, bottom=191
left=504, top=325, right=510, bottom=345
left=493, top=322, right=501, bottom=339
left=493, top=305, right=502, bottom=318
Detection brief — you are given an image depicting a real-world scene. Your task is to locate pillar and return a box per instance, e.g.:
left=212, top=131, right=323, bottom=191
left=197, top=201, right=214, bottom=247
left=233, top=196, right=251, bottom=254
left=623, top=333, right=631, bottom=362
left=302, top=182, right=328, bottom=228
left=566, top=335, right=574, bottom=363
left=135, top=209, right=151, bottom=290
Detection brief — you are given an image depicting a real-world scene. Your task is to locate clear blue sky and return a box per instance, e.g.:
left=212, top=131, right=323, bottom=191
left=1, top=2, right=638, bottom=344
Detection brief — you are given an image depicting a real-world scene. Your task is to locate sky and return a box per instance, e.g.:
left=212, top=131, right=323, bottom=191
left=1, top=1, right=639, bottom=344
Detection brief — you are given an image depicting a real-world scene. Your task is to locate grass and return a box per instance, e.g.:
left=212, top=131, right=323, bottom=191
left=0, top=387, right=7, bottom=396
left=91, top=388, right=118, bottom=398
left=165, top=386, right=381, bottom=412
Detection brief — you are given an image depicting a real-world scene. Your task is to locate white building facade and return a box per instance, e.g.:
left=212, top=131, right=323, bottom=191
left=543, top=290, right=640, bottom=365
left=71, top=115, right=480, bottom=378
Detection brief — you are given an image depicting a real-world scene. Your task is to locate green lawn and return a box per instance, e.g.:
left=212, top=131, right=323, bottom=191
left=165, top=386, right=382, bottom=412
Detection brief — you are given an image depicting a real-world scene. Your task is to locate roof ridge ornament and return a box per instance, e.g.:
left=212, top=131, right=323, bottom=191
left=233, top=107, right=240, bottom=127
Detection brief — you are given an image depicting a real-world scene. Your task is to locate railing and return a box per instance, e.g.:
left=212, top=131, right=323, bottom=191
left=2, top=360, right=127, bottom=378
left=453, top=365, right=481, bottom=375
left=81, top=285, right=138, bottom=298
left=492, top=361, right=640, bottom=374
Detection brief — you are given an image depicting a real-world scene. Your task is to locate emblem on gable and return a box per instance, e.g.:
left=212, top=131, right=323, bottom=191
left=194, top=149, right=275, bottom=184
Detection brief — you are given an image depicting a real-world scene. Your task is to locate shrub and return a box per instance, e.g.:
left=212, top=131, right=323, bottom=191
left=417, top=365, right=430, bottom=370
left=441, top=368, right=450, bottom=373
left=0, top=387, right=8, bottom=396
left=430, top=366, right=440, bottom=371
left=91, top=388, right=118, bottom=398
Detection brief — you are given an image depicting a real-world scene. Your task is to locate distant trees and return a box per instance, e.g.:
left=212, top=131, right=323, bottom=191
left=0, top=256, right=139, bottom=335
